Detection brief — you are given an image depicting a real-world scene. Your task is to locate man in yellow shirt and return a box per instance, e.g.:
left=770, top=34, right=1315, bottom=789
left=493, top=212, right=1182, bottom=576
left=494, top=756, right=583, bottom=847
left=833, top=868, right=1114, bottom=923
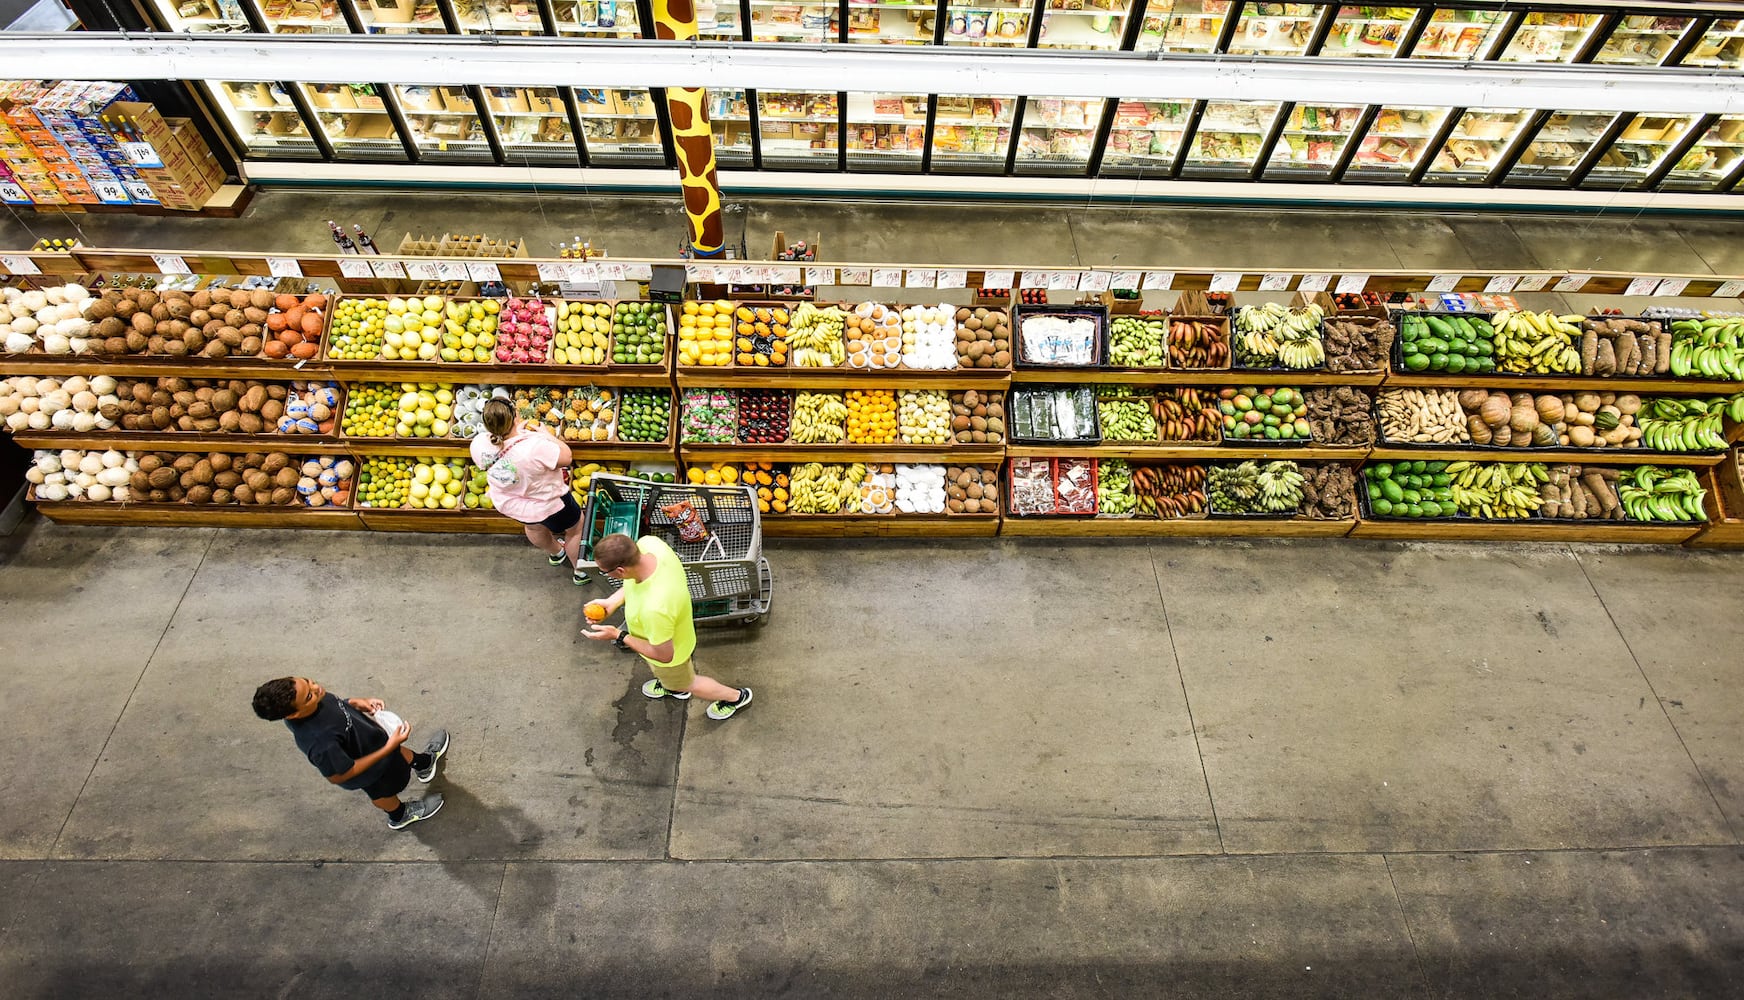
left=583, top=533, right=753, bottom=720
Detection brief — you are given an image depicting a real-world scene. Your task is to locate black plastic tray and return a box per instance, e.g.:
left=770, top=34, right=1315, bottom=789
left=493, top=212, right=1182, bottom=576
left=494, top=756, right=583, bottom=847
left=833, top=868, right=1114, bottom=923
left=1392, top=310, right=1498, bottom=376
left=1009, top=386, right=1100, bottom=445
left=1014, top=305, right=1107, bottom=368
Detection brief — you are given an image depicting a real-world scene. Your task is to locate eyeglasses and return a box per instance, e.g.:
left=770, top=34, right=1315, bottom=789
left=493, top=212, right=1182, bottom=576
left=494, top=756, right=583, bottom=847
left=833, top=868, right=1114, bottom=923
left=600, top=565, right=626, bottom=576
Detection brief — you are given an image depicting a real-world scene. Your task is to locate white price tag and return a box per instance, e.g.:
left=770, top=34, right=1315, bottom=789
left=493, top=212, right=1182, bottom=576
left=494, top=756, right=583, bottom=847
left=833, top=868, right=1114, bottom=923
left=370, top=259, right=407, bottom=279
left=93, top=181, right=129, bottom=204
left=405, top=261, right=441, bottom=280
left=1259, top=273, right=1292, bottom=291
left=905, top=269, right=937, bottom=288
left=934, top=269, right=967, bottom=289
left=1020, top=270, right=1048, bottom=289
left=1484, top=275, right=1520, bottom=293
left=267, top=257, right=303, bottom=278
left=1714, top=279, right=1744, bottom=298
left=0, top=255, right=40, bottom=275
left=1298, top=273, right=1332, bottom=292
left=1209, top=272, right=1242, bottom=292
left=1079, top=271, right=1111, bottom=293
left=536, top=262, right=566, bottom=282
left=122, top=182, right=158, bottom=204
left=1654, top=278, right=1690, bottom=297
left=981, top=270, right=1015, bottom=290
left=1426, top=274, right=1463, bottom=292
left=1624, top=276, right=1660, bottom=296
left=1110, top=270, right=1141, bottom=292
left=838, top=267, right=871, bottom=286
left=804, top=267, right=838, bottom=286
left=0, top=183, right=29, bottom=203
left=1335, top=273, right=1369, bottom=294
left=467, top=262, right=502, bottom=282
left=872, top=268, right=902, bottom=288
left=436, top=261, right=468, bottom=282
left=623, top=263, right=653, bottom=281
left=120, top=142, right=163, bottom=168
left=152, top=253, right=191, bottom=275
left=1514, top=274, right=1552, bottom=292
left=339, top=259, right=374, bottom=279
left=597, top=262, right=627, bottom=280
left=566, top=263, right=600, bottom=283
left=1554, top=273, right=1590, bottom=292
left=1141, top=271, right=1174, bottom=290
left=683, top=264, right=705, bottom=281
left=1048, top=271, right=1081, bottom=291
left=773, top=266, right=802, bottom=284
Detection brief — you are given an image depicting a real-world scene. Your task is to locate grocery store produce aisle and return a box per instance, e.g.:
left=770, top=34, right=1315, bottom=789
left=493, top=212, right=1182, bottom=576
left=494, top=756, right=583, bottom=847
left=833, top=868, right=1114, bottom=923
left=2, top=519, right=1742, bottom=998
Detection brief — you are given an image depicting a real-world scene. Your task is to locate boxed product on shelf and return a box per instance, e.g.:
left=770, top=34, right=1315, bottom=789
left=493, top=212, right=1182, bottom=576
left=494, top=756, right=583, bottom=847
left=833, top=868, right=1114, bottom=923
left=1006, top=456, right=1097, bottom=516
left=1015, top=305, right=1104, bottom=367
left=1009, top=386, right=1098, bottom=444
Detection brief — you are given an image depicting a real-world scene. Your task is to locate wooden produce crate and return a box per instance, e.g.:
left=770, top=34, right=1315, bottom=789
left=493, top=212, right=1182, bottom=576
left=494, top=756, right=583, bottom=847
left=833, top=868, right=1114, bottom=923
left=1163, top=314, right=1233, bottom=372
left=763, top=511, right=998, bottom=538
left=769, top=230, right=822, bottom=262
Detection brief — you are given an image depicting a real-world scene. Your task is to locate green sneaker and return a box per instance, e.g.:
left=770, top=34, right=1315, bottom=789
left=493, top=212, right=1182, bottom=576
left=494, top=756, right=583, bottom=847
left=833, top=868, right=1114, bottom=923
left=706, top=687, right=753, bottom=721
left=642, top=679, right=691, bottom=701
left=572, top=566, right=590, bottom=586
left=547, top=551, right=568, bottom=567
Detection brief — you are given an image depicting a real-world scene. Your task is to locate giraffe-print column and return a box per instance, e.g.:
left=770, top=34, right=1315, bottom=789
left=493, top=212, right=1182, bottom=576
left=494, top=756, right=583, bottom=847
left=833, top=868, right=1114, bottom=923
left=652, top=0, right=725, bottom=257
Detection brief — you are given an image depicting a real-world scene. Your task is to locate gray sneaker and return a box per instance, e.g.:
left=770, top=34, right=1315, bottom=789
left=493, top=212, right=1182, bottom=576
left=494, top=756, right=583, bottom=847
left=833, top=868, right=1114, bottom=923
left=414, top=729, right=449, bottom=783
left=388, top=794, right=443, bottom=830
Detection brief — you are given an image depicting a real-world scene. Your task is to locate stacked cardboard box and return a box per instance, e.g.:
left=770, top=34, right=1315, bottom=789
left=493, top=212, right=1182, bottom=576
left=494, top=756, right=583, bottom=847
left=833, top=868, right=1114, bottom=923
left=104, top=101, right=226, bottom=211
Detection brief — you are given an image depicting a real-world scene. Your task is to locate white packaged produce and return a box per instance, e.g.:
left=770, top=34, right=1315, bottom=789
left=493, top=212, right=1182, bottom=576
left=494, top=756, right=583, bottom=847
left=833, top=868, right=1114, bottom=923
left=899, top=304, right=958, bottom=370
left=894, top=463, right=947, bottom=514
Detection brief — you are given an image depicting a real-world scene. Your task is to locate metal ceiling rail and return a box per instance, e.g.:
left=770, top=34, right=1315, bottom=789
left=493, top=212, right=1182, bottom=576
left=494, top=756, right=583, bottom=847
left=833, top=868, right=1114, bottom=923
left=4, top=33, right=1744, bottom=115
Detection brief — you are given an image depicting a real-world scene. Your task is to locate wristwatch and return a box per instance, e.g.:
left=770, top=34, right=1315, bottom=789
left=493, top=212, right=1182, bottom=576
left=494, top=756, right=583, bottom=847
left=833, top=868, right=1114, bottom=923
left=613, top=629, right=632, bottom=652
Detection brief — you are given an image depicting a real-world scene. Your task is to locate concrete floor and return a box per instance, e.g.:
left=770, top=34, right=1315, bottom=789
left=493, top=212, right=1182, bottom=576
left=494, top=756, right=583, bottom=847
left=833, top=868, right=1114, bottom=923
left=2, top=192, right=1744, bottom=996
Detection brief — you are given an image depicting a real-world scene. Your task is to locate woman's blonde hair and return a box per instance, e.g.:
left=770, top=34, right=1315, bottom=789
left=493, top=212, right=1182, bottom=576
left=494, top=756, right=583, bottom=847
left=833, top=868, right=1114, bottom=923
left=483, top=398, right=516, bottom=446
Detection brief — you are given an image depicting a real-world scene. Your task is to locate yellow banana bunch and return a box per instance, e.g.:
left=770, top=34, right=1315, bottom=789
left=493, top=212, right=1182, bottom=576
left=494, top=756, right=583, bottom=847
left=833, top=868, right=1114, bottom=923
left=1492, top=310, right=1582, bottom=374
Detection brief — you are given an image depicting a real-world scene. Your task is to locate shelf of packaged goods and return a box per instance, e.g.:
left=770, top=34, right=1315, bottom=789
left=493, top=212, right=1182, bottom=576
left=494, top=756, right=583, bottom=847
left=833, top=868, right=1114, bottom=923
left=763, top=512, right=1000, bottom=537
left=676, top=368, right=1008, bottom=389
left=1005, top=443, right=1369, bottom=461
left=9, top=432, right=351, bottom=455
left=344, top=437, right=671, bottom=460
left=1010, top=368, right=1384, bottom=386
left=324, top=362, right=671, bottom=385
left=1368, top=445, right=1727, bottom=467
left=1384, top=373, right=1744, bottom=394
left=680, top=443, right=1005, bottom=464
left=32, top=501, right=365, bottom=530
left=1000, top=515, right=1356, bottom=538
left=0, top=355, right=335, bottom=379
left=354, top=507, right=525, bottom=533
left=1349, top=517, right=1701, bottom=544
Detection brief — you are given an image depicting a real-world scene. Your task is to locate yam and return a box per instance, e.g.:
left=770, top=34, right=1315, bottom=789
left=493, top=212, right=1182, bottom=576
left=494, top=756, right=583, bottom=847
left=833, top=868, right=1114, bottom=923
left=1655, top=331, right=1672, bottom=373
left=1595, top=337, right=1616, bottom=376
left=1580, top=330, right=1599, bottom=373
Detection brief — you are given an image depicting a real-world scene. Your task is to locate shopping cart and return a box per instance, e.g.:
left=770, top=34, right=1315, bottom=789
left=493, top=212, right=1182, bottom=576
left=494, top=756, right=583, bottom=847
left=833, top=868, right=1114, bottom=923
left=579, top=472, right=772, bottom=626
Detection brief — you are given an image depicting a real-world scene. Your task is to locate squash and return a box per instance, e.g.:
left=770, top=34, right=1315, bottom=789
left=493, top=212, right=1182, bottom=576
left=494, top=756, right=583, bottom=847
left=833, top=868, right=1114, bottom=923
left=1534, top=394, right=1565, bottom=424
left=1479, top=395, right=1511, bottom=427
left=1510, top=404, right=1539, bottom=434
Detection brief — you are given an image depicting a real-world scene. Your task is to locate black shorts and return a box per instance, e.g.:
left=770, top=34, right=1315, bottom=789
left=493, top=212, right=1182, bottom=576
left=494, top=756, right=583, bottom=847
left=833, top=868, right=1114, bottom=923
left=360, top=749, right=411, bottom=801
left=532, top=492, right=582, bottom=534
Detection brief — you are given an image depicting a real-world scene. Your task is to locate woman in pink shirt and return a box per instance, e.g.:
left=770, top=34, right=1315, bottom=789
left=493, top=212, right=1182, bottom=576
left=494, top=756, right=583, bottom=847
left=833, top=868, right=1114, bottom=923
left=470, top=398, right=587, bottom=584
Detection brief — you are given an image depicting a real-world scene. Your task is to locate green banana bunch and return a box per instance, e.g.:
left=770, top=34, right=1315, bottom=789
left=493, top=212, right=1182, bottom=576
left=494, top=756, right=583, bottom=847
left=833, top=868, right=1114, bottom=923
left=1490, top=310, right=1583, bottom=375
left=1668, top=318, right=1744, bottom=381
left=1637, top=392, right=1743, bottom=451
left=1618, top=465, right=1708, bottom=522
left=1098, top=459, right=1136, bottom=515
left=1209, top=460, right=1304, bottom=513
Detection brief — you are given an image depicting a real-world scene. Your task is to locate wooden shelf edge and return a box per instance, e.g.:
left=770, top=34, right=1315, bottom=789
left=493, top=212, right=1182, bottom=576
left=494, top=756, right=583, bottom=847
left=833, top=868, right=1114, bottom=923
left=1348, top=519, right=1700, bottom=543
left=1385, top=373, right=1744, bottom=394
left=680, top=445, right=1004, bottom=464
left=999, top=516, right=1356, bottom=538
left=11, top=432, right=348, bottom=454
left=1004, top=444, right=1369, bottom=461
left=32, top=502, right=365, bottom=529
left=1686, top=520, right=1744, bottom=549
left=763, top=514, right=1000, bottom=538
left=1011, top=368, right=1384, bottom=386
left=355, top=509, right=525, bottom=533
left=1369, top=447, right=1726, bottom=467
left=2, top=356, right=331, bottom=379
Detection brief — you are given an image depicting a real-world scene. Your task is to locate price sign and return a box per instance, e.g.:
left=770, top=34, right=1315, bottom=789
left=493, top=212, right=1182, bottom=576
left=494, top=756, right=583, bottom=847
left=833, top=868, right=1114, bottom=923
left=838, top=267, right=871, bottom=285
left=339, top=259, right=374, bottom=279
left=1514, top=274, right=1552, bottom=292
left=1141, top=271, right=1174, bottom=290
left=92, top=181, right=130, bottom=204
left=1714, top=279, right=1744, bottom=298
left=623, top=263, right=652, bottom=281
left=566, top=263, right=599, bottom=283
left=905, top=269, right=937, bottom=288
left=935, top=269, right=967, bottom=289
left=0, top=183, right=30, bottom=204
left=120, top=142, right=163, bottom=168
left=1298, top=273, right=1332, bottom=292
left=773, top=266, right=802, bottom=284
left=123, top=182, right=158, bottom=204
left=804, top=267, right=838, bottom=286
left=405, top=261, right=442, bottom=280
left=1048, top=271, right=1081, bottom=290
left=267, top=257, right=304, bottom=278
left=435, top=261, right=468, bottom=282
left=1484, top=275, right=1520, bottom=293
left=467, top=262, right=502, bottom=283
left=1110, top=270, right=1141, bottom=292
left=1335, top=273, right=1369, bottom=293
left=1259, top=273, right=1293, bottom=291
left=872, top=268, right=902, bottom=287
left=151, top=253, right=191, bottom=275
left=1426, top=274, right=1463, bottom=292
left=1020, top=270, right=1048, bottom=289
left=370, top=259, right=407, bottom=279
left=1624, top=276, right=1660, bottom=296
left=981, top=270, right=1015, bottom=290
left=536, top=262, right=567, bottom=282
left=1079, top=271, right=1111, bottom=292
left=1209, top=272, right=1242, bottom=292
left=597, top=262, right=627, bottom=280
left=1554, top=273, right=1590, bottom=292
left=1654, top=278, right=1690, bottom=297
left=0, top=255, right=40, bottom=275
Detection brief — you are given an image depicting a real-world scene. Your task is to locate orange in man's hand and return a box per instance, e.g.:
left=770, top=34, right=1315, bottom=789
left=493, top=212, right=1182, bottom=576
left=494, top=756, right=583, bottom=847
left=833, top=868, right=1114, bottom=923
left=585, top=603, right=608, bottom=623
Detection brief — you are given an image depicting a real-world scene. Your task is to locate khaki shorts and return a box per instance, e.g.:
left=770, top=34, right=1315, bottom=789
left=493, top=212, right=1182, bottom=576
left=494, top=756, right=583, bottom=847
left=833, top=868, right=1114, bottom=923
left=648, top=656, right=696, bottom=691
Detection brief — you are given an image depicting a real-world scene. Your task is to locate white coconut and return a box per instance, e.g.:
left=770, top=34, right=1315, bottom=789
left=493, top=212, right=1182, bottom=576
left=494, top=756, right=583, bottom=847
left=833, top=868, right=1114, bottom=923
left=73, top=390, right=98, bottom=412
left=97, top=466, right=130, bottom=487
left=71, top=411, right=98, bottom=432
left=62, top=375, right=89, bottom=394
left=42, top=333, right=70, bottom=354
left=26, top=410, right=50, bottom=430
left=1, top=331, right=29, bottom=354
left=90, top=374, right=116, bottom=395
left=87, top=483, right=112, bottom=502
left=38, top=482, right=68, bottom=501
left=112, top=485, right=130, bottom=502
left=68, top=337, right=89, bottom=355
left=19, top=290, right=47, bottom=312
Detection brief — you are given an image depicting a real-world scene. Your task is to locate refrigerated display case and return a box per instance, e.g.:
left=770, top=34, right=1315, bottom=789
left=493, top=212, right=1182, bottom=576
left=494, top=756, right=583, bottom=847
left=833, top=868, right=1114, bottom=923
left=396, top=85, right=493, bottom=162
left=1661, top=116, right=1744, bottom=191
left=748, top=0, right=839, bottom=41
left=846, top=92, right=927, bottom=171
left=1038, top=1, right=1131, bottom=51
left=942, top=0, right=1030, bottom=45
left=1424, top=107, right=1529, bottom=179
left=1507, top=111, right=1616, bottom=184
left=1224, top=3, right=1323, bottom=56
left=485, top=87, right=577, bottom=166
left=846, top=1, right=936, bottom=44
left=930, top=94, right=1014, bottom=171
left=1682, top=18, right=1744, bottom=67
left=709, top=89, right=754, bottom=167
left=1100, top=99, right=1191, bottom=174
left=301, top=83, right=406, bottom=159
left=1320, top=6, right=1412, bottom=57
left=450, top=0, right=546, bottom=34
left=152, top=0, right=252, bottom=32
left=1013, top=98, right=1103, bottom=174
left=1498, top=11, right=1603, bottom=63
left=574, top=88, right=663, bottom=165
left=1592, top=15, right=1694, bottom=66
left=1583, top=113, right=1700, bottom=187
left=203, top=80, right=322, bottom=158
left=757, top=91, right=839, bottom=168
left=257, top=0, right=352, bottom=33
left=1345, top=105, right=1450, bottom=179
left=1408, top=7, right=1504, bottom=59
left=1134, top=0, right=1230, bottom=53
left=349, top=0, right=449, bottom=32
left=1264, top=102, right=1363, bottom=179
left=1181, top=100, right=1282, bottom=176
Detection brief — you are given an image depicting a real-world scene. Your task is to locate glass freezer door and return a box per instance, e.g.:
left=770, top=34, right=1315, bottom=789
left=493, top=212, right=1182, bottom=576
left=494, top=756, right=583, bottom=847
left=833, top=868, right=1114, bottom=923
left=1591, top=16, right=1694, bottom=66
left=749, top=0, right=839, bottom=41
left=1099, top=99, right=1193, bottom=176
left=348, top=0, right=449, bottom=32
left=942, top=1, right=1029, bottom=45
left=1498, top=11, right=1603, bottom=63
left=203, top=81, right=322, bottom=159
left=1134, top=1, right=1231, bottom=54
left=709, top=90, right=754, bottom=168
left=1408, top=8, right=1504, bottom=60
left=930, top=95, right=1015, bottom=173
left=549, top=0, right=661, bottom=37
left=1345, top=105, right=1451, bottom=180
left=1013, top=98, right=1104, bottom=175
left=1661, top=117, right=1744, bottom=191
left=256, top=0, right=352, bottom=33
left=1038, top=1, right=1132, bottom=51
left=396, top=85, right=494, bottom=163
left=757, top=91, right=840, bottom=169
left=1505, top=112, right=1617, bottom=184
left=1681, top=19, right=1744, bottom=68
left=846, top=93, right=927, bottom=172
left=1424, top=108, right=1530, bottom=181
left=487, top=88, right=578, bottom=166
left=151, top=0, right=251, bottom=31
left=1320, top=6, right=1411, bottom=58
left=1583, top=114, right=1700, bottom=189
left=301, top=84, right=406, bottom=161
left=1225, top=3, right=1323, bottom=57
left=575, top=88, right=664, bottom=166
left=1181, top=100, right=1284, bottom=177
left=846, top=1, right=936, bottom=45
left=1264, top=102, right=1364, bottom=180
left=451, top=0, right=547, bottom=34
